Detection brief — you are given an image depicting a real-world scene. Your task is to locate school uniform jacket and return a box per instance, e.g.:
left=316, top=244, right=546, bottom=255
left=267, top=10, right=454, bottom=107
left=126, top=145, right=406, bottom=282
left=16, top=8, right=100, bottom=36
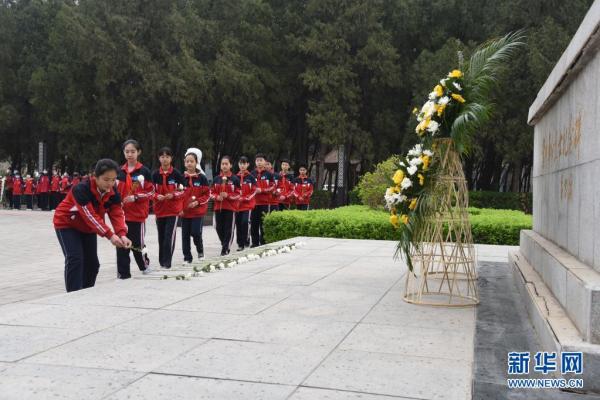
left=210, top=172, right=241, bottom=212
left=59, top=176, right=71, bottom=194
left=182, top=172, right=210, bottom=218
left=37, top=175, right=50, bottom=193
left=117, top=162, right=154, bottom=223
left=53, top=178, right=128, bottom=239
left=12, top=177, right=23, bottom=195
left=276, top=172, right=295, bottom=206
left=293, top=176, right=314, bottom=205
left=51, top=176, right=60, bottom=192
left=24, top=178, right=35, bottom=195
left=250, top=169, right=275, bottom=206
left=152, top=166, right=185, bottom=218
left=236, top=170, right=257, bottom=212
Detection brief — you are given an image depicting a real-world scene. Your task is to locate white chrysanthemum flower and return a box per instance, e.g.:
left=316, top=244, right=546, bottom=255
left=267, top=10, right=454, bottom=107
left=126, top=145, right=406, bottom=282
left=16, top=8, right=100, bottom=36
left=227, top=261, right=237, bottom=268
left=409, top=157, right=423, bottom=166
left=407, top=165, right=418, bottom=176
left=399, top=161, right=406, bottom=167
left=421, top=101, right=435, bottom=117
left=423, top=150, right=434, bottom=157
left=401, top=177, right=413, bottom=189
left=440, top=78, right=448, bottom=87
left=453, top=82, right=462, bottom=91
left=218, top=262, right=225, bottom=269
left=428, top=91, right=437, bottom=100
left=427, top=120, right=440, bottom=133
left=238, top=256, right=248, bottom=264
left=408, top=144, right=423, bottom=156
left=438, top=96, right=450, bottom=105
left=209, top=265, right=216, bottom=272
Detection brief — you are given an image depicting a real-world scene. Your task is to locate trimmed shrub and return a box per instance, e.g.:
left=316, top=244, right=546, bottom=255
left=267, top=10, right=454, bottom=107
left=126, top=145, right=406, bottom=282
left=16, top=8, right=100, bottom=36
left=355, top=155, right=401, bottom=209
left=469, top=191, right=532, bottom=214
left=264, top=205, right=531, bottom=245
left=309, top=190, right=332, bottom=209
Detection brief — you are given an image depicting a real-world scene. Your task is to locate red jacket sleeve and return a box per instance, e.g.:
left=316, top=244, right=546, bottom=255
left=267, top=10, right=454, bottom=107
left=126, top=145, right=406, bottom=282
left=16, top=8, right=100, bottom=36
left=107, top=203, right=128, bottom=237
left=74, top=201, right=115, bottom=239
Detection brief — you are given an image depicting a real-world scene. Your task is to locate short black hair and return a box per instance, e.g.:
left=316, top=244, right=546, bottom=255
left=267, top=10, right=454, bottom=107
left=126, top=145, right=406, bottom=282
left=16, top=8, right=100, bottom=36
left=94, top=159, right=120, bottom=177
left=255, top=153, right=266, bottom=160
left=158, top=147, right=173, bottom=157
left=221, top=155, right=233, bottom=164
left=298, top=163, right=308, bottom=170
left=122, top=139, right=141, bottom=151
left=238, top=156, right=249, bottom=164
left=280, top=158, right=290, bottom=165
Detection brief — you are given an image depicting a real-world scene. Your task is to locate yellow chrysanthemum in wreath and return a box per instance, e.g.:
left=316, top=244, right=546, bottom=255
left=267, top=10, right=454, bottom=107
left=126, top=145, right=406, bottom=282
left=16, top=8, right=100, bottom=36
left=393, top=170, right=405, bottom=185
left=401, top=214, right=409, bottom=225
left=409, top=198, right=418, bottom=210
left=390, top=214, right=400, bottom=228
left=433, top=84, right=443, bottom=97
left=421, top=155, right=431, bottom=171
left=451, top=93, right=466, bottom=103
left=448, top=69, right=463, bottom=78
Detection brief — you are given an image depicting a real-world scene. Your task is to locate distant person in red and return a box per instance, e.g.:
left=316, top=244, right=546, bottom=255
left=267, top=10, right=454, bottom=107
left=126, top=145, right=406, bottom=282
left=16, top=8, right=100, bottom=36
left=180, top=148, right=210, bottom=263
left=37, top=169, right=50, bottom=210
left=116, top=139, right=154, bottom=279
left=59, top=173, right=71, bottom=201
left=152, top=147, right=185, bottom=269
left=53, top=159, right=131, bottom=292
left=50, top=171, right=61, bottom=210
left=211, top=155, right=241, bottom=256
left=293, top=164, right=314, bottom=210
left=276, top=159, right=295, bottom=211
left=264, top=160, right=279, bottom=213
left=250, top=153, right=275, bottom=247
left=235, top=156, right=256, bottom=251
left=71, top=172, right=81, bottom=187
left=12, top=172, right=23, bottom=209
left=23, top=174, right=35, bottom=210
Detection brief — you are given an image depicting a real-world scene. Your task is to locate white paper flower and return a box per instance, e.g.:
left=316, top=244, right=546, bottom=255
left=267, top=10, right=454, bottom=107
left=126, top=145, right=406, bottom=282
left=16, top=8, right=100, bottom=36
left=421, top=101, right=435, bottom=118
left=209, top=265, right=216, bottom=272
left=407, top=165, right=418, bottom=176
left=178, top=184, right=184, bottom=190
left=440, top=78, right=448, bottom=87
left=186, top=272, right=193, bottom=279
left=227, top=261, right=237, bottom=268
left=408, top=144, right=423, bottom=156
left=218, top=262, right=225, bottom=269
left=423, top=150, right=434, bottom=157
left=438, top=96, right=450, bottom=105
left=400, top=177, right=413, bottom=190
left=427, top=120, right=440, bottom=134
left=238, top=256, right=248, bottom=264
left=399, top=161, right=406, bottom=167
left=409, top=157, right=423, bottom=166
left=137, top=175, right=144, bottom=185
left=453, top=82, right=462, bottom=91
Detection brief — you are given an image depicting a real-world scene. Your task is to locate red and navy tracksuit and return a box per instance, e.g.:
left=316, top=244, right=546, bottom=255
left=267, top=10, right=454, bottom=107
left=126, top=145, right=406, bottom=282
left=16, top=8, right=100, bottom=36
left=250, top=168, right=275, bottom=246
left=53, top=179, right=127, bottom=292
left=116, top=162, right=154, bottom=278
left=59, top=175, right=71, bottom=201
left=276, top=172, right=295, bottom=211
left=24, top=177, right=35, bottom=209
left=12, top=176, right=23, bottom=209
left=152, top=166, right=185, bottom=268
left=294, top=175, right=314, bottom=210
left=181, top=171, right=210, bottom=262
left=235, top=170, right=257, bottom=250
left=268, top=171, right=280, bottom=212
left=37, top=174, right=50, bottom=210
left=211, top=172, right=241, bottom=255
left=50, top=175, right=61, bottom=210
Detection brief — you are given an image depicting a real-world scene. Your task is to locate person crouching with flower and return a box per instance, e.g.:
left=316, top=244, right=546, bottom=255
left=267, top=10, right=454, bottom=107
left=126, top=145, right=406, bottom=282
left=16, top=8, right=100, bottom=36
left=211, top=156, right=241, bottom=256
left=116, top=139, right=154, bottom=279
left=53, top=159, right=132, bottom=292
left=152, top=147, right=185, bottom=269
left=181, top=148, right=210, bottom=264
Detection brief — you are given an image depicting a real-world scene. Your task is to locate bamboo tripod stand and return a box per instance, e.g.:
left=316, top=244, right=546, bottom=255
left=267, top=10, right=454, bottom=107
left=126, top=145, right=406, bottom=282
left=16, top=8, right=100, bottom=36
left=403, top=139, right=479, bottom=307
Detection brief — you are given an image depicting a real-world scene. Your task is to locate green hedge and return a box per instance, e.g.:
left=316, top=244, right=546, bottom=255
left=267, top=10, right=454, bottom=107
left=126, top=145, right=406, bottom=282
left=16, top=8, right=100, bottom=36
left=469, top=191, right=532, bottom=214
left=264, top=205, right=531, bottom=245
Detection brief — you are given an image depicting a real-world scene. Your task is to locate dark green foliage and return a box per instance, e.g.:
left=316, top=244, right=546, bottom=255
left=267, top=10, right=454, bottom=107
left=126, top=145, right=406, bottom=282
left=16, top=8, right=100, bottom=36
left=264, top=205, right=531, bottom=245
left=469, top=191, right=532, bottom=213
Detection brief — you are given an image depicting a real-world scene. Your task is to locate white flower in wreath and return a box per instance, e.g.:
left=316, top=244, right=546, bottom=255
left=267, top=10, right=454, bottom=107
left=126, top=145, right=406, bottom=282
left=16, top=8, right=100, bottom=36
left=400, top=177, right=413, bottom=189
left=408, top=144, right=423, bottom=157
left=440, top=78, right=448, bottom=87
left=421, top=101, right=435, bottom=118
left=407, top=165, right=418, bottom=176
left=453, top=82, right=462, bottom=91
left=409, top=157, right=423, bottom=166
left=238, top=256, right=248, bottom=264
left=399, top=161, right=406, bottom=167
left=427, top=120, right=440, bottom=134
left=438, top=96, right=450, bottom=106
left=393, top=194, right=407, bottom=204
left=423, top=149, right=434, bottom=157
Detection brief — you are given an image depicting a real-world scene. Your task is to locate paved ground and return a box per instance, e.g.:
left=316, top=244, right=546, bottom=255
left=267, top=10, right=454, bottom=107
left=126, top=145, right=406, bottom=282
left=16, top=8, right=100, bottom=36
left=0, top=209, right=537, bottom=399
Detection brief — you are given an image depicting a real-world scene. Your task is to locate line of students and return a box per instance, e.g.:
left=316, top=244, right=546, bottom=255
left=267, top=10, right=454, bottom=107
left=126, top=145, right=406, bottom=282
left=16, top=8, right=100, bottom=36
left=52, top=140, right=314, bottom=292
left=5, top=170, right=86, bottom=210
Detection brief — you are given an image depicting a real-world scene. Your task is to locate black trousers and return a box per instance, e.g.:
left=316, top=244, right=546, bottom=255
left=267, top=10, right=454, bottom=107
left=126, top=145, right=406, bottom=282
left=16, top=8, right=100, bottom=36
left=250, top=205, right=269, bottom=246
left=24, top=194, right=33, bottom=209
left=182, top=217, right=204, bottom=262
left=235, top=210, right=250, bottom=248
left=215, top=210, right=235, bottom=251
left=55, top=228, right=100, bottom=292
left=12, top=194, right=21, bottom=209
left=50, top=192, right=61, bottom=210
left=297, top=204, right=309, bottom=210
left=37, top=192, right=49, bottom=210
left=117, top=221, right=150, bottom=279
left=156, top=216, right=178, bottom=268
left=4, top=190, right=12, bottom=207
left=279, top=203, right=290, bottom=211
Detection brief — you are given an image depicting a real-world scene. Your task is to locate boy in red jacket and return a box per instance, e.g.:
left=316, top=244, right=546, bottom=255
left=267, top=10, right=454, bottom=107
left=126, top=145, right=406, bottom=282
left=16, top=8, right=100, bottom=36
left=116, top=139, right=155, bottom=279
left=152, top=147, right=185, bottom=269
left=294, top=164, right=314, bottom=210
left=50, top=171, right=61, bottom=210
left=54, top=159, right=131, bottom=292
left=24, top=174, right=35, bottom=210
left=276, top=159, right=295, bottom=211
left=59, top=173, right=71, bottom=202
left=235, top=156, right=257, bottom=251
left=181, top=148, right=210, bottom=263
left=12, top=173, right=23, bottom=210
left=250, top=154, right=275, bottom=247
left=37, top=170, right=50, bottom=210
left=211, top=156, right=241, bottom=256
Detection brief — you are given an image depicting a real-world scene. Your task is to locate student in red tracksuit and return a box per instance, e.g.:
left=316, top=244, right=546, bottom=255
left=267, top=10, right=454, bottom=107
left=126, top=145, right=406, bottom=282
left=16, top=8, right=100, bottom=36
left=293, top=164, right=314, bottom=210
left=24, top=174, right=35, bottom=210
left=71, top=172, right=81, bottom=187
left=50, top=171, right=61, bottom=210
left=116, top=139, right=154, bottom=279
left=53, top=159, right=131, bottom=292
left=235, top=156, right=257, bottom=251
left=37, top=169, right=50, bottom=210
left=152, top=147, right=185, bottom=269
left=12, top=173, right=23, bottom=210
left=250, top=153, right=275, bottom=247
left=59, top=173, right=71, bottom=201
left=276, top=159, right=295, bottom=211
left=264, top=161, right=280, bottom=213
left=211, top=156, right=241, bottom=256
left=181, top=148, right=210, bottom=264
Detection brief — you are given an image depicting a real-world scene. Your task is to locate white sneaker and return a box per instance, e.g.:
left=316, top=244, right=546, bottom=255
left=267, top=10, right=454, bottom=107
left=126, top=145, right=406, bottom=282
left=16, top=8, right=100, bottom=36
left=197, top=253, right=205, bottom=260
left=182, top=260, right=192, bottom=266
left=142, top=266, right=153, bottom=275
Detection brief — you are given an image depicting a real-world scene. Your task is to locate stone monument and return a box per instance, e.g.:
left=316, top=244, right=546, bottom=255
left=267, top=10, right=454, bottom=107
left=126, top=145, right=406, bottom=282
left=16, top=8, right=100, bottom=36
left=510, top=0, right=600, bottom=391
